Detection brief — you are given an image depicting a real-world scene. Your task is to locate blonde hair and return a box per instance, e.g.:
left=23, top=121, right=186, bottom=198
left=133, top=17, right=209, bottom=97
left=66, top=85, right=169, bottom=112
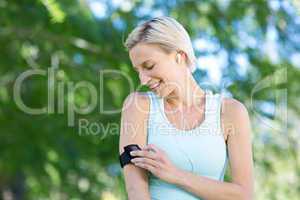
left=124, top=16, right=196, bottom=69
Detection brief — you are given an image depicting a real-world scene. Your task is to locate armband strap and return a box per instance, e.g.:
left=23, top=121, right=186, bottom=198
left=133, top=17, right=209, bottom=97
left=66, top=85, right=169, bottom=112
left=119, top=144, right=141, bottom=168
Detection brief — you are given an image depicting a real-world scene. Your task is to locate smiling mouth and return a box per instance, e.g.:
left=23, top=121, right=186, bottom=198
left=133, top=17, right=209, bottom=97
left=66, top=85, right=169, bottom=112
left=149, top=80, right=162, bottom=90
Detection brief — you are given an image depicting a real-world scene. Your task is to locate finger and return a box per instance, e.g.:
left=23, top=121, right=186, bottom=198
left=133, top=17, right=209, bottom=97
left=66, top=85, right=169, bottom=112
left=131, top=150, right=158, bottom=160
left=147, top=144, right=166, bottom=156
left=144, top=144, right=160, bottom=153
left=135, top=162, right=157, bottom=174
left=145, top=144, right=165, bottom=160
left=132, top=157, right=161, bottom=168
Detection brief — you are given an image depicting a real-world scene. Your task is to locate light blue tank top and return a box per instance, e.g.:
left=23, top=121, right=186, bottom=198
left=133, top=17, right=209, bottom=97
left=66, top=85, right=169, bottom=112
left=146, top=90, right=228, bottom=200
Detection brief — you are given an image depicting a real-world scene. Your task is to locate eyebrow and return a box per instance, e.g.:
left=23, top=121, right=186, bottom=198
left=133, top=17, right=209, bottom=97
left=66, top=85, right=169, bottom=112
left=133, top=59, right=151, bottom=70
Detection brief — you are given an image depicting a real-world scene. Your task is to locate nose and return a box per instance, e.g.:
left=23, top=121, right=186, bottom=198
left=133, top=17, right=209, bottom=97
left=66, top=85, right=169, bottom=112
left=139, top=72, right=151, bottom=85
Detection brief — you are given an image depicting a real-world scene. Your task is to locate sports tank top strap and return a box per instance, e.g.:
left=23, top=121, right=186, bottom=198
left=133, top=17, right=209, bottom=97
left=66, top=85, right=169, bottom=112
left=215, top=93, right=224, bottom=135
left=146, top=91, right=165, bottom=132
left=204, top=90, right=224, bottom=135
left=146, top=91, right=161, bottom=117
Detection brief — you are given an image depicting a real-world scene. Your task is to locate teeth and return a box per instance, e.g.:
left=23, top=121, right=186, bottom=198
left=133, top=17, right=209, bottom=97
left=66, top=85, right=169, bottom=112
left=153, top=82, right=159, bottom=88
left=151, top=81, right=161, bottom=89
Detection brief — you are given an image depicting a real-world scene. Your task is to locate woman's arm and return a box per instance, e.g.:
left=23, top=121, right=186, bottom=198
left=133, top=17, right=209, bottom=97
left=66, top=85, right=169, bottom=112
left=119, top=92, right=151, bottom=200
left=172, top=98, right=254, bottom=200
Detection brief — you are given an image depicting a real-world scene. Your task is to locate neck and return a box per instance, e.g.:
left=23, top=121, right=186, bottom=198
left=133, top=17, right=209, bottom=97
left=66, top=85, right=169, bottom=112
left=165, top=70, right=205, bottom=109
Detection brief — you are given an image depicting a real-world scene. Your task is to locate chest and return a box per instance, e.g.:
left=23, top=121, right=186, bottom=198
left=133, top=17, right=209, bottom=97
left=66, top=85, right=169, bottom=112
left=147, top=130, right=227, bottom=178
left=164, top=104, right=205, bottom=131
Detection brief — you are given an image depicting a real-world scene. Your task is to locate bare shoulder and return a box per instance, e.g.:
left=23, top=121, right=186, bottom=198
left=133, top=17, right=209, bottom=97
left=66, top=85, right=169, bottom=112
left=221, top=98, right=251, bottom=141
left=222, top=97, right=249, bottom=118
left=122, top=91, right=150, bottom=114
left=119, top=92, right=150, bottom=154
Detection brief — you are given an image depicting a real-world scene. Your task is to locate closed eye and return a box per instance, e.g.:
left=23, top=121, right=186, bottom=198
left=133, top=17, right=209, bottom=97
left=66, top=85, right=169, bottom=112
left=146, top=64, right=155, bottom=70
left=132, top=64, right=154, bottom=73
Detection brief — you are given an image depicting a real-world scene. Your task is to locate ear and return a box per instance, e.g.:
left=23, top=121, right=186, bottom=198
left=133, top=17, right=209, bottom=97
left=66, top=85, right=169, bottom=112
left=176, top=53, right=181, bottom=64
left=176, top=51, right=189, bottom=67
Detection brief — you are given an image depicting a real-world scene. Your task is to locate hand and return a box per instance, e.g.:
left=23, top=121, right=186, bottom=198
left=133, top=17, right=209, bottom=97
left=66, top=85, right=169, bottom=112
left=130, top=144, right=182, bottom=184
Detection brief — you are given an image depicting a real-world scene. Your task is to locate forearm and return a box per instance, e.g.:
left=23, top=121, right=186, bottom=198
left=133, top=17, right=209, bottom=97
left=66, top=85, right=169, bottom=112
left=127, top=188, right=151, bottom=200
left=126, top=179, right=151, bottom=200
left=123, top=166, right=151, bottom=200
left=173, top=169, right=251, bottom=200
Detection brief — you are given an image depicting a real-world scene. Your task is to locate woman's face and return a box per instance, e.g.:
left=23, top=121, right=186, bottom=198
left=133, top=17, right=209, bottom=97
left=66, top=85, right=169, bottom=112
left=129, top=43, right=185, bottom=97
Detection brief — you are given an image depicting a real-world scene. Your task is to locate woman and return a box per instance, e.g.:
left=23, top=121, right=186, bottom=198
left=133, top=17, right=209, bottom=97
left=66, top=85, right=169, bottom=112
left=119, top=16, right=254, bottom=200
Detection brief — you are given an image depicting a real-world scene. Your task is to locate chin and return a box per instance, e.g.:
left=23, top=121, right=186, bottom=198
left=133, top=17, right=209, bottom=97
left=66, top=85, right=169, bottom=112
left=155, top=88, right=174, bottom=98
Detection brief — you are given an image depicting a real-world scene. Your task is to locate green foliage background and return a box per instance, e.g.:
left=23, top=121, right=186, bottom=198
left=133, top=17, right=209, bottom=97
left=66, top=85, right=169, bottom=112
left=0, top=0, right=299, bottom=199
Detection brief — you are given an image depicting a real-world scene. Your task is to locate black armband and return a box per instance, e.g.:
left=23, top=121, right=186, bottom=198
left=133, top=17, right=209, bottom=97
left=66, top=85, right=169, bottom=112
left=119, top=144, right=141, bottom=168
